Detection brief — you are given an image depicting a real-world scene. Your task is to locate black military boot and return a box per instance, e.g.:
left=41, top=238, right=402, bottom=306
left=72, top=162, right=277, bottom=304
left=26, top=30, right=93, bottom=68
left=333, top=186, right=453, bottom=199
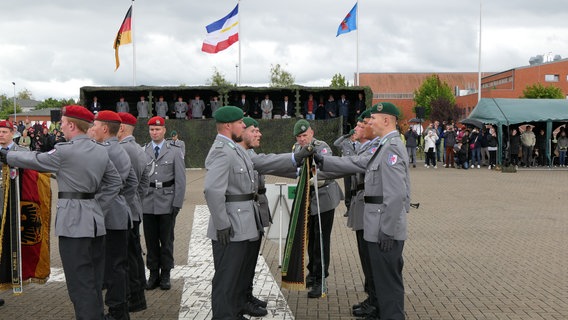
left=145, top=270, right=160, bottom=290
left=307, top=280, right=325, bottom=298
left=159, top=269, right=171, bottom=290
left=248, top=293, right=268, bottom=308
left=305, top=275, right=315, bottom=288
left=128, top=290, right=147, bottom=313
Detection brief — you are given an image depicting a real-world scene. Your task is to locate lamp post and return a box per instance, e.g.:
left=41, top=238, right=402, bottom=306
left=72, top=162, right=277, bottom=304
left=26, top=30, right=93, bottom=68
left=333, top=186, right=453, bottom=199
left=235, top=64, right=239, bottom=86
left=12, top=82, right=16, bottom=123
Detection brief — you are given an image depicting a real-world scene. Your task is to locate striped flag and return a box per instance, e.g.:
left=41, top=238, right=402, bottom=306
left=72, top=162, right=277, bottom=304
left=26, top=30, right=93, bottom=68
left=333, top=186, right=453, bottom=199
left=113, top=5, right=133, bottom=70
left=202, top=4, right=239, bottom=54
left=337, top=3, right=357, bottom=37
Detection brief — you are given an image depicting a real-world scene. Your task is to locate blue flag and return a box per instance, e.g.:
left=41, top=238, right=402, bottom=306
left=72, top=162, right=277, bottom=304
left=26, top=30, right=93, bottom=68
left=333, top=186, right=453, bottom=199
left=337, top=3, right=357, bottom=37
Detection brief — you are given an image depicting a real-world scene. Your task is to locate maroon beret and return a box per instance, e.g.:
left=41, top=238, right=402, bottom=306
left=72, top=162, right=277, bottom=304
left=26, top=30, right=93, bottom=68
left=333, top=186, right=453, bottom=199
left=0, top=120, right=13, bottom=129
left=95, top=110, right=122, bottom=123
left=62, top=105, right=94, bottom=123
left=147, top=116, right=165, bottom=126
left=118, top=112, right=137, bottom=126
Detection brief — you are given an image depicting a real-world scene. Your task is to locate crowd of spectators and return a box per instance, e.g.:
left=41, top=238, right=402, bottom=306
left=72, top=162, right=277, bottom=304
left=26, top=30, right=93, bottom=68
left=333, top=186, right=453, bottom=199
left=12, top=117, right=65, bottom=152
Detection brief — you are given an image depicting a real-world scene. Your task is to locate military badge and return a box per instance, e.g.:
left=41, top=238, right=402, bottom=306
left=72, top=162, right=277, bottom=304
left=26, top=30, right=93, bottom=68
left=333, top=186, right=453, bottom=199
left=388, top=153, right=398, bottom=165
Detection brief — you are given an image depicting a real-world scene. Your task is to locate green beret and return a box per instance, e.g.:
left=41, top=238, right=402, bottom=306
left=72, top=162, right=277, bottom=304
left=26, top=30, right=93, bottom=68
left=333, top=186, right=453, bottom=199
left=213, top=106, right=244, bottom=123
left=370, top=102, right=400, bottom=118
left=358, top=109, right=371, bottom=122
left=243, top=117, right=258, bottom=128
left=171, top=130, right=177, bottom=137
left=294, top=119, right=310, bottom=136
left=349, top=129, right=355, bottom=135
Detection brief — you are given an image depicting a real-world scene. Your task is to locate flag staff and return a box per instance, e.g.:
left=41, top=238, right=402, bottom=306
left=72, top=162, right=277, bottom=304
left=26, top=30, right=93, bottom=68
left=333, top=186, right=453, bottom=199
left=356, top=0, right=359, bottom=86
left=477, top=0, right=482, bottom=102
left=238, top=0, right=241, bottom=86
left=132, top=0, right=137, bottom=86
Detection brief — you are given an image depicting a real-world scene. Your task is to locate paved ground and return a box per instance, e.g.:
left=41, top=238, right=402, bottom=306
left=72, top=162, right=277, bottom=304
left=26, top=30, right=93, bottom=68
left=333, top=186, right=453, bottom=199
left=0, top=164, right=566, bottom=319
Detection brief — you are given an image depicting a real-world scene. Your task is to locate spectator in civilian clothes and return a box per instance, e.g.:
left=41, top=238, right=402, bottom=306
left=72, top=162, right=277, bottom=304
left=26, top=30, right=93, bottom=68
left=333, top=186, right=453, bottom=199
left=434, top=121, right=443, bottom=162
left=508, top=128, right=521, bottom=168
left=469, top=128, right=482, bottom=168
left=535, top=129, right=547, bottom=166
left=442, top=125, right=457, bottom=168
left=324, top=94, right=337, bottom=119
left=303, top=94, right=316, bottom=120
left=487, top=127, right=498, bottom=169
left=424, top=129, right=438, bottom=168
left=520, top=125, right=536, bottom=167
left=404, top=127, right=419, bottom=168
left=353, top=93, right=366, bottom=122
left=338, top=94, right=350, bottom=133
left=557, top=130, right=568, bottom=167
left=480, top=128, right=489, bottom=166
left=315, top=96, right=326, bottom=120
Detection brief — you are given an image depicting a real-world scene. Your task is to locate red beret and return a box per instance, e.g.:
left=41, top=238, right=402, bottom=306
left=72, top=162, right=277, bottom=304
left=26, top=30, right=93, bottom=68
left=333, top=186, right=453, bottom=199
left=95, top=110, right=122, bottom=123
left=0, top=120, right=13, bottom=129
left=118, top=112, right=137, bottom=126
left=62, top=105, right=94, bottom=123
left=147, top=116, right=165, bottom=126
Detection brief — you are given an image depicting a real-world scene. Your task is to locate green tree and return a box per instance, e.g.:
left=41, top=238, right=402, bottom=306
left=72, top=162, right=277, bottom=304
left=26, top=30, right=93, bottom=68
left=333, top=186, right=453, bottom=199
left=0, top=94, right=23, bottom=119
left=413, top=74, right=456, bottom=119
left=330, top=73, right=349, bottom=87
left=269, top=64, right=295, bottom=87
left=429, top=97, right=460, bottom=122
left=521, top=83, right=564, bottom=99
left=35, top=97, right=76, bottom=110
left=206, top=67, right=233, bottom=87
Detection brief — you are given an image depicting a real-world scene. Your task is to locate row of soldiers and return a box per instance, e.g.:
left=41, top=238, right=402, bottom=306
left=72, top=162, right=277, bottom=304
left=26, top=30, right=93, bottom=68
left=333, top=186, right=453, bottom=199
left=203, top=102, right=411, bottom=320
left=0, top=107, right=186, bottom=320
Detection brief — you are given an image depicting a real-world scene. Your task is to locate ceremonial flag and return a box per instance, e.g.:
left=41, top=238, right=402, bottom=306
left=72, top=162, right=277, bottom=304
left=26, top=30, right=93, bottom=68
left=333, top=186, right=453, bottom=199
left=113, top=5, right=133, bottom=70
left=337, top=3, right=357, bottom=37
left=0, top=167, right=52, bottom=290
left=202, top=4, right=239, bottom=54
left=281, top=158, right=311, bottom=290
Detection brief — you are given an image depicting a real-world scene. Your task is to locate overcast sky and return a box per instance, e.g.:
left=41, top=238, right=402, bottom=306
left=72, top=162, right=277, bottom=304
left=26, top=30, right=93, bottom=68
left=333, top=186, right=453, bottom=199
left=1, top=0, right=568, bottom=101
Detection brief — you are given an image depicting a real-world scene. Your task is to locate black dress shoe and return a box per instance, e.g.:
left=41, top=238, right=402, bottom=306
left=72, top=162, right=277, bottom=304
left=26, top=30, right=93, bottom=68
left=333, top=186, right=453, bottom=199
left=0, top=298, right=4, bottom=307
left=353, top=304, right=376, bottom=317
left=307, top=282, right=325, bottom=298
left=352, top=297, right=369, bottom=310
left=248, top=294, right=268, bottom=308
left=145, top=270, right=160, bottom=290
left=241, top=301, right=268, bottom=317
left=160, top=270, right=171, bottom=290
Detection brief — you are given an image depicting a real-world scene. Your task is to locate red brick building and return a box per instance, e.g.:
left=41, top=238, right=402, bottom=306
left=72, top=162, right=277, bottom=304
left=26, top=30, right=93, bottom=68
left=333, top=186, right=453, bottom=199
left=359, top=57, right=568, bottom=125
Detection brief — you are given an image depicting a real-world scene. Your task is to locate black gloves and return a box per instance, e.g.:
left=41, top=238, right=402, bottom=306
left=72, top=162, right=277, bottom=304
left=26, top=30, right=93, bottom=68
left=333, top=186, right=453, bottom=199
left=378, top=231, right=394, bottom=252
left=313, top=153, right=324, bottom=168
left=172, top=207, right=181, bottom=217
left=294, top=146, right=315, bottom=167
left=0, top=149, right=7, bottom=165
left=216, top=226, right=234, bottom=246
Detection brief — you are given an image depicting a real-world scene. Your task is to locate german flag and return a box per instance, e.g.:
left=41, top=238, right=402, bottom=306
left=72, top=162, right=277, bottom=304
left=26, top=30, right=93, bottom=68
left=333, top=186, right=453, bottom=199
left=113, top=5, right=133, bottom=70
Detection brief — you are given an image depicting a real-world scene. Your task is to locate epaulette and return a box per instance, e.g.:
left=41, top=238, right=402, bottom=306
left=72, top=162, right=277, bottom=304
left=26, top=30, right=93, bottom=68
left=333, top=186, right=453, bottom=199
left=169, top=142, right=181, bottom=148
left=313, top=140, right=323, bottom=146
left=56, top=141, right=73, bottom=146
left=214, top=140, right=225, bottom=149
left=97, top=141, right=110, bottom=147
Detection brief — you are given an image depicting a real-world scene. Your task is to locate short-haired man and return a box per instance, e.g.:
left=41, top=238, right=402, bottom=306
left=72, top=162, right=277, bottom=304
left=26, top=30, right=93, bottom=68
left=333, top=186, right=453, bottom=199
left=1, top=106, right=122, bottom=319
left=137, top=95, right=150, bottom=119
left=90, top=110, right=138, bottom=319
left=143, top=116, right=186, bottom=291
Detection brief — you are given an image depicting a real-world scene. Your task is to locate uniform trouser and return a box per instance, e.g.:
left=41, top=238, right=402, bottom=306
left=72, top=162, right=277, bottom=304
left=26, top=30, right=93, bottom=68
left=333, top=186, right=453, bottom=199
left=367, top=240, right=405, bottom=320
left=104, top=229, right=129, bottom=309
left=343, top=177, right=352, bottom=209
left=307, top=209, right=335, bottom=279
left=356, top=230, right=375, bottom=304
left=59, top=236, right=105, bottom=320
left=212, top=240, right=248, bottom=320
left=238, top=238, right=262, bottom=311
left=143, top=213, right=174, bottom=270
left=127, top=221, right=146, bottom=299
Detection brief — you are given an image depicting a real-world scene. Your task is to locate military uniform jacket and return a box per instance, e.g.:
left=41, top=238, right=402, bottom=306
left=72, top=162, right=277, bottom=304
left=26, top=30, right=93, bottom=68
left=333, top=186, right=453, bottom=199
left=7, top=134, right=121, bottom=238
left=205, top=135, right=296, bottom=242
left=248, top=149, right=270, bottom=228
left=120, top=136, right=150, bottom=222
left=347, top=138, right=380, bottom=231
left=168, top=139, right=186, bottom=158
left=174, top=102, right=188, bottom=119
left=116, top=101, right=129, bottom=113
left=137, top=101, right=150, bottom=118
left=190, top=99, right=205, bottom=118
left=321, top=131, right=410, bottom=241
left=100, top=137, right=136, bottom=230
left=155, top=101, right=169, bottom=118
left=293, top=139, right=343, bottom=215
left=143, top=141, right=186, bottom=214
left=333, top=134, right=358, bottom=157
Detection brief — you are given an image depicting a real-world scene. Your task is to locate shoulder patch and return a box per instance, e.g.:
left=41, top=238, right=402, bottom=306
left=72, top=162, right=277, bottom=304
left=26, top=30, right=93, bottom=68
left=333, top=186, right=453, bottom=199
left=369, top=146, right=378, bottom=154
left=169, top=143, right=180, bottom=148
left=387, top=153, right=398, bottom=166
left=321, top=148, right=328, bottom=154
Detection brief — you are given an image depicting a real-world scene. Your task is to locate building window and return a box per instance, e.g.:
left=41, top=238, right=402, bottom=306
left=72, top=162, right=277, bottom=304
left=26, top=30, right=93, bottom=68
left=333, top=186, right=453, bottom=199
left=545, top=74, right=559, bottom=82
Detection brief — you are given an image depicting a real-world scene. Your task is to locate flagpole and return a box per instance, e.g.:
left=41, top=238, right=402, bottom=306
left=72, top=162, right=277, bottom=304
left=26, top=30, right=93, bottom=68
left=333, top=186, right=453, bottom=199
left=356, top=1, right=359, bottom=86
left=477, top=0, right=482, bottom=102
left=132, top=0, right=137, bottom=86
left=238, top=0, right=241, bottom=86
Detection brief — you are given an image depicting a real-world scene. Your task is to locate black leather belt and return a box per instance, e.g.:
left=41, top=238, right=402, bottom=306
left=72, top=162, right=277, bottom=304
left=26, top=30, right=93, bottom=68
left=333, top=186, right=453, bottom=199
left=58, top=192, right=95, bottom=200
left=364, top=196, right=384, bottom=204
left=257, top=188, right=267, bottom=195
left=225, top=193, right=255, bottom=202
left=150, top=180, right=175, bottom=188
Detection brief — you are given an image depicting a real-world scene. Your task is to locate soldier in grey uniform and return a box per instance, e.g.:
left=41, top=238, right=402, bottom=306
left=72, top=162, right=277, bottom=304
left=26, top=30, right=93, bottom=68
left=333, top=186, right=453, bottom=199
left=312, top=102, right=410, bottom=320
left=155, top=96, right=169, bottom=118
left=189, top=94, right=206, bottom=119
left=143, top=116, right=186, bottom=291
left=116, top=97, right=130, bottom=113
left=1, top=105, right=122, bottom=320
left=209, top=96, right=221, bottom=116
left=174, top=97, right=189, bottom=119
left=204, top=106, right=309, bottom=320
left=117, top=112, right=150, bottom=313
left=137, top=95, right=150, bottom=119
left=90, top=110, right=138, bottom=320
left=333, top=129, right=358, bottom=216
left=292, top=119, right=343, bottom=298
left=169, top=130, right=186, bottom=158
